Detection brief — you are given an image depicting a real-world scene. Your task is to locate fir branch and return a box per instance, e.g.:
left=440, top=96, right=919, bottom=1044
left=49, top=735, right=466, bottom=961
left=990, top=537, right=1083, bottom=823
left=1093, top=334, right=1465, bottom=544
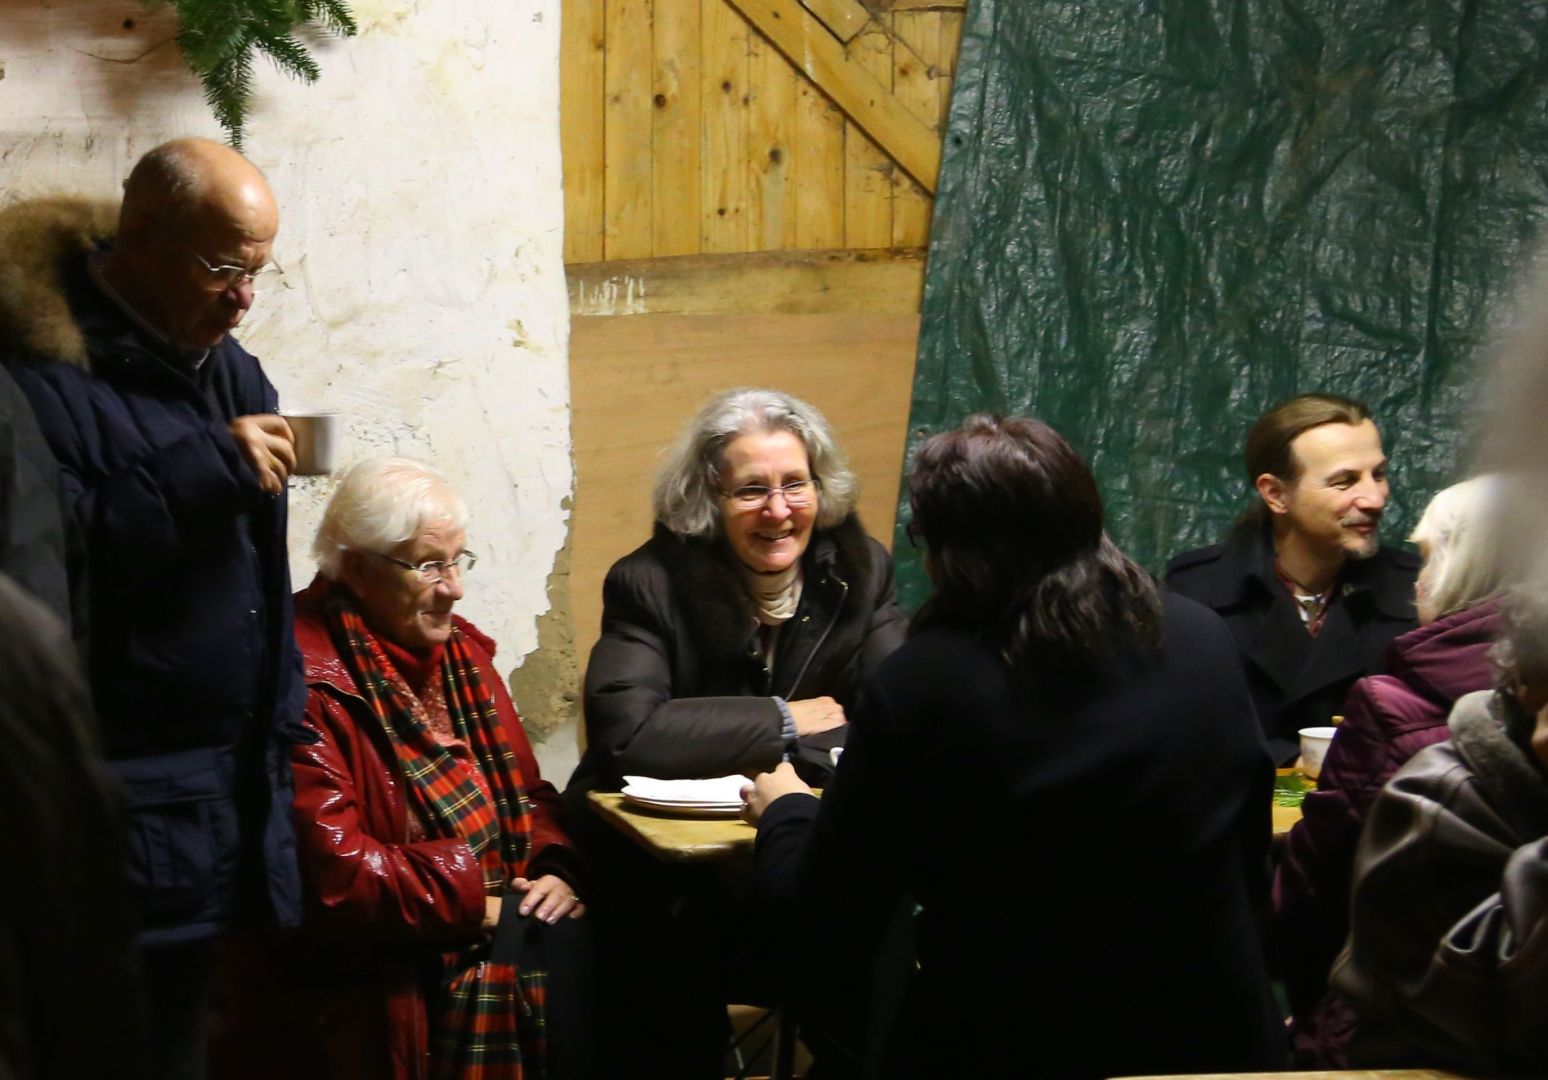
left=299, top=0, right=358, bottom=37
left=202, top=44, right=256, bottom=149
left=256, top=33, right=321, bottom=83
left=174, top=0, right=250, bottom=71
left=161, top=0, right=358, bottom=145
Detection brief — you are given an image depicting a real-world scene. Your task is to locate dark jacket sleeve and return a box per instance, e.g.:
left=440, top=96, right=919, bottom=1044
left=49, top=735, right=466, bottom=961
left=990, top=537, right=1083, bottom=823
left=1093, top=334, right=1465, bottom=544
left=0, top=369, right=71, bottom=626
left=290, top=692, right=488, bottom=946
left=855, top=537, right=908, bottom=682
left=755, top=671, right=911, bottom=967
left=1332, top=745, right=1548, bottom=1068
left=583, top=559, right=787, bottom=780
left=13, top=365, right=259, bottom=584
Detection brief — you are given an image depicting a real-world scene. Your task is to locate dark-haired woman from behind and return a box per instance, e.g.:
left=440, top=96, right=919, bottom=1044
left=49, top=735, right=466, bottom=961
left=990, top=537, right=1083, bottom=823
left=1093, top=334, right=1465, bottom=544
left=743, top=414, right=1287, bottom=1078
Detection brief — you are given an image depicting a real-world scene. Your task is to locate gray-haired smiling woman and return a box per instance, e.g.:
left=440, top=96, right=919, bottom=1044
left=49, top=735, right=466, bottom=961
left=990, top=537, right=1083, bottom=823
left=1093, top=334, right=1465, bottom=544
left=568, top=386, right=908, bottom=795
left=564, top=386, right=907, bottom=1078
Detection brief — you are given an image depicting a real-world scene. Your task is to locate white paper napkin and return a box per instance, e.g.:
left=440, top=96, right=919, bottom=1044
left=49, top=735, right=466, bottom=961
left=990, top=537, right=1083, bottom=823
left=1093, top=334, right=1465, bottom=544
left=621, top=774, right=752, bottom=804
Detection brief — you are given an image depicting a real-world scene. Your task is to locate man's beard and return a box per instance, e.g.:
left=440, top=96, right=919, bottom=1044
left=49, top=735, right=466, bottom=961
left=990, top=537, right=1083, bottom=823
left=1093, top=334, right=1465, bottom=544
left=1342, top=515, right=1382, bottom=560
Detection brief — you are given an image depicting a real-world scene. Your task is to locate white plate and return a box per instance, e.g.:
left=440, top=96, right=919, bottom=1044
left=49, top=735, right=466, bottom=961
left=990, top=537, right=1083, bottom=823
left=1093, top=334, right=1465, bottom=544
left=621, top=792, right=745, bottom=817
left=620, top=774, right=751, bottom=803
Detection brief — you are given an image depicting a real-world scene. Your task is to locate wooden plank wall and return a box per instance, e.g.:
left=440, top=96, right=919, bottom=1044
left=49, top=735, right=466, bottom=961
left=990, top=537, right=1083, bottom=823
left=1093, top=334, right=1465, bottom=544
left=562, top=0, right=964, bottom=262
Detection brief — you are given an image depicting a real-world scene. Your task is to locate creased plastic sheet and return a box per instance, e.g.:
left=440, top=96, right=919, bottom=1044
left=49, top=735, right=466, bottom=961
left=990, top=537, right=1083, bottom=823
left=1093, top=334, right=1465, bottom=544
left=894, top=0, right=1548, bottom=610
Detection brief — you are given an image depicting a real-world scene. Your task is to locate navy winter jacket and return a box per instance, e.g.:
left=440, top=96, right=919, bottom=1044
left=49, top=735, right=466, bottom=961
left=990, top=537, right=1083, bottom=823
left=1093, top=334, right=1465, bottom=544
left=0, top=199, right=306, bottom=944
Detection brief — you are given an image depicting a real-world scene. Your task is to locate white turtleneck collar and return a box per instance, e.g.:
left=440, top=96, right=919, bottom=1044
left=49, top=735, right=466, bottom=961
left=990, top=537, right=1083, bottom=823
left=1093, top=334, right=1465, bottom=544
left=738, top=562, right=803, bottom=626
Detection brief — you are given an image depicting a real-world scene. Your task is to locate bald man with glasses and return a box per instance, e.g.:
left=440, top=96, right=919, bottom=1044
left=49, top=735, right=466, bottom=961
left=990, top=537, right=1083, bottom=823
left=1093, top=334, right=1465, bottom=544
left=0, top=138, right=307, bottom=1078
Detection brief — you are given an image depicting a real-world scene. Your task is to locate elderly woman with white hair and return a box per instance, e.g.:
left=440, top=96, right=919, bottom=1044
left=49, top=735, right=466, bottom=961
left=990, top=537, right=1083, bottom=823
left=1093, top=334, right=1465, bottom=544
left=1274, top=474, right=1508, bottom=1066
left=218, top=458, right=591, bottom=1080
left=565, top=387, right=907, bottom=1077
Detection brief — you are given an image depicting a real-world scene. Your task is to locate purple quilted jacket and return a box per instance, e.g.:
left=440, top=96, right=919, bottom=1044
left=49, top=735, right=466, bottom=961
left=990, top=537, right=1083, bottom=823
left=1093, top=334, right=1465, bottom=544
left=1272, top=598, right=1501, bottom=1066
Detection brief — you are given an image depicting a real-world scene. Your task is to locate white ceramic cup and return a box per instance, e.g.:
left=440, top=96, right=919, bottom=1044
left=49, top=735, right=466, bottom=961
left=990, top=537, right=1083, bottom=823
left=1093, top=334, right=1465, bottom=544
left=1298, top=726, right=1338, bottom=780
left=283, top=412, right=344, bottom=476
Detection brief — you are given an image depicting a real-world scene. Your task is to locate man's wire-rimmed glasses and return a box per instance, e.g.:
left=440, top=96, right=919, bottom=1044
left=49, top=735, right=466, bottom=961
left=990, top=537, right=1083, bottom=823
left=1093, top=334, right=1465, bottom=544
left=193, top=250, right=285, bottom=291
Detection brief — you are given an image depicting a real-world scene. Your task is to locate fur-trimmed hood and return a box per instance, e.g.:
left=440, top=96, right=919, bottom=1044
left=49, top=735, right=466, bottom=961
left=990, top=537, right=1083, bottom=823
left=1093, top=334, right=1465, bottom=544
left=1450, top=689, right=1548, bottom=837
left=0, top=196, right=119, bottom=367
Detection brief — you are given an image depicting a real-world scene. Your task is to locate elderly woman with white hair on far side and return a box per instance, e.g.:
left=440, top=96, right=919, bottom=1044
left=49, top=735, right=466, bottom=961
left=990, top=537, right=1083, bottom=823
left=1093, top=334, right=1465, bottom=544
left=212, top=458, right=595, bottom=1080
left=568, top=386, right=908, bottom=798
left=1274, top=473, right=1510, bottom=1067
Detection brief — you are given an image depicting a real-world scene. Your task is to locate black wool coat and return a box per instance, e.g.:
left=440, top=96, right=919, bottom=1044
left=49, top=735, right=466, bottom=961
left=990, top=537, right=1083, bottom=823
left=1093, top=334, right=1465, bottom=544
left=568, top=514, right=908, bottom=792
left=754, top=593, right=1287, bottom=1079
left=1166, top=521, right=1419, bottom=765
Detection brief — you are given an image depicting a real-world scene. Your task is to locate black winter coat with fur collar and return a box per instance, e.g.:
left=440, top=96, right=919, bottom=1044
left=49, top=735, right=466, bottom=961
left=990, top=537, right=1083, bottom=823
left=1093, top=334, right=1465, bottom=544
left=568, top=514, right=907, bottom=791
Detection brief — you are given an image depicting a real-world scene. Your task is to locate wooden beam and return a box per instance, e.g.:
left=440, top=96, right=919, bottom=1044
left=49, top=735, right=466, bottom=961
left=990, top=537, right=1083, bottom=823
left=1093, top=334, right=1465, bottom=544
left=749, top=33, right=800, bottom=250
left=722, top=0, right=941, bottom=192
left=870, top=0, right=966, bottom=10
left=701, top=0, right=752, bottom=251
left=561, top=0, right=606, bottom=262
left=566, top=248, right=926, bottom=315
left=603, top=0, right=656, bottom=258
left=793, top=73, right=846, bottom=249
left=652, top=0, right=703, bottom=256
left=891, top=8, right=944, bottom=246
left=798, top=0, right=872, bottom=43
left=843, top=21, right=895, bottom=248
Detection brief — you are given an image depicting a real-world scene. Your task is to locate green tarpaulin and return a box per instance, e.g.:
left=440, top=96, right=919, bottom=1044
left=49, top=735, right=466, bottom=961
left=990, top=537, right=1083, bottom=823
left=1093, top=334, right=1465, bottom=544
left=896, top=0, right=1548, bottom=609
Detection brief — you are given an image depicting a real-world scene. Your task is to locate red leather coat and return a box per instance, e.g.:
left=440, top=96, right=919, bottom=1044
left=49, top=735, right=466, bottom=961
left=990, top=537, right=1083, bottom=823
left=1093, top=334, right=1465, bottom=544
left=212, top=579, right=575, bottom=1080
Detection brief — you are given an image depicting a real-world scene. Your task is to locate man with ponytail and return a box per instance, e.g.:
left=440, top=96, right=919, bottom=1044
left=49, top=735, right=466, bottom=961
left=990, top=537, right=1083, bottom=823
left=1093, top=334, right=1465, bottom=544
left=1167, top=394, right=1419, bottom=764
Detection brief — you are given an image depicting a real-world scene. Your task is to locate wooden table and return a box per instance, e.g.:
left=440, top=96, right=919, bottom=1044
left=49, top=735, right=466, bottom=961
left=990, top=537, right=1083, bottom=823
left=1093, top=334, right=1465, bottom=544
left=1126, top=1064, right=1486, bottom=1070
left=1273, top=801, right=1303, bottom=838
left=587, top=791, right=758, bottom=861
left=1272, top=764, right=1315, bottom=839
left=591, top=790, right=1306, bottom=860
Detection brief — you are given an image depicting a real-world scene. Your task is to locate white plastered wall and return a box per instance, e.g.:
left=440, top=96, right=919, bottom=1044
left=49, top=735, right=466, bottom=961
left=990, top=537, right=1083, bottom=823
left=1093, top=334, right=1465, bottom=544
left=0, top=0, right=580, bottom=779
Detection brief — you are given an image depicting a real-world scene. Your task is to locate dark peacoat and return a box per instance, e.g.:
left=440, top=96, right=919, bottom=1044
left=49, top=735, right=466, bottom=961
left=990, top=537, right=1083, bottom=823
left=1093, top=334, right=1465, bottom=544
left=754, top=592, right=1286, bottom=1078
left=567, top=513, right=908, bottom=794
left=1166, top=520, right=1419, bottom=764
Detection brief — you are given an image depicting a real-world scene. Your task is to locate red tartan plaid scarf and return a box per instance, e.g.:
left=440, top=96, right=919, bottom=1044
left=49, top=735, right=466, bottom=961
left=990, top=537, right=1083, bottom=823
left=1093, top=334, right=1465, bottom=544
left=324, top=587, right=547, bottom=1079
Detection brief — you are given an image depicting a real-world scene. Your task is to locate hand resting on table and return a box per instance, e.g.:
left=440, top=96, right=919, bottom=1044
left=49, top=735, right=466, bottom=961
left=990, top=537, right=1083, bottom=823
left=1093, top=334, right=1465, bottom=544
left=741, top=761, right=814, bottom=825
left=787, top=695, right=846, bottom=736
